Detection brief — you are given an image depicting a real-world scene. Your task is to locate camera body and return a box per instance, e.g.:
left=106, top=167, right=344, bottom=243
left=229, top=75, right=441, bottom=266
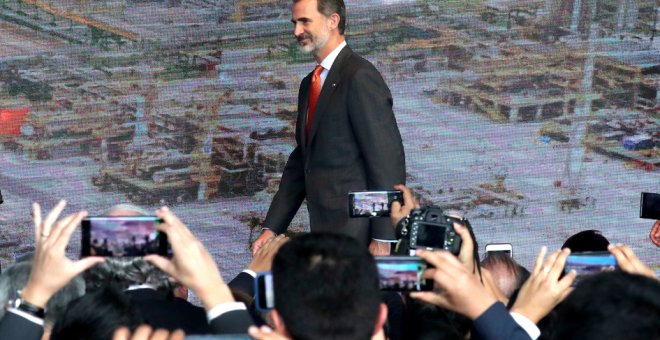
left=397, top=206, right=463, bottom=255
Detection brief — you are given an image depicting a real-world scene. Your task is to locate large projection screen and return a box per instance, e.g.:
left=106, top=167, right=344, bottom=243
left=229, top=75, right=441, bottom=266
left=0, top=0, right=658, bottom=279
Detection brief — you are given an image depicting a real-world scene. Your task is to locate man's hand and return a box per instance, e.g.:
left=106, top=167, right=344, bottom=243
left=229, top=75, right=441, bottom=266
left=22, top=201, right=105, bottom=308
left=510, top=247, right=575, bottom=324
left=410, top=250, right=497, bottom=320
left=451, top=220, right=476, bottom=275
left=113, top=325, right=185, bottom=340
left=369, top=240, right=391, bottom=256
left=389, top=184, right=419, bottom=228
left=144, top=206, right=234, bottom=311
left=248, top=234, right=289, bottom=272
left=650, top=220, right=660, bottom=247
left=253, top=229, right=277, bottom=255
left=608, top=244, right=657, bottom=279
left=247, top=325, right=290, bottom=340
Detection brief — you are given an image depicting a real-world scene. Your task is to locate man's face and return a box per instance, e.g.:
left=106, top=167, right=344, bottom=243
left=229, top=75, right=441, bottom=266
left=292, top=0, right=332, bottom=55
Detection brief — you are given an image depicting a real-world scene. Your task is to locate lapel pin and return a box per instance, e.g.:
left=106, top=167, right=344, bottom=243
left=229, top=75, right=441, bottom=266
left=332, top=83, right=336, bottom=87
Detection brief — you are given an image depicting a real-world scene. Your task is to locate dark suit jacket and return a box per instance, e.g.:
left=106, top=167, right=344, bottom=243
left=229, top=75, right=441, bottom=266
left=263, top=45, right=406, bottom=245
left=125, top=288, right=211, bottom=335
left=227, top=271, right=255, bottom=297
left=209, top=309, right=255, bottom=335
left=0, top=311, right=43, bottom=340
left=472, top=302, right=532, bottom=340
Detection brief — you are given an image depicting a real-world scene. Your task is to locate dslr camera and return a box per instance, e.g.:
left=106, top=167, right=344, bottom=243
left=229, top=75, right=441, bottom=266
left=395, top=206, right=463, bottom=255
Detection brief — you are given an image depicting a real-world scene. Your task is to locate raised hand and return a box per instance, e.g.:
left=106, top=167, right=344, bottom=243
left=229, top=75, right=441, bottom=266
left=22, top=200, right=105, bottom=308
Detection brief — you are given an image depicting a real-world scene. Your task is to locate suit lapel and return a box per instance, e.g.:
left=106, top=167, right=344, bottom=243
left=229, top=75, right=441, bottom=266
left=306, top=46, right=353, bottom=148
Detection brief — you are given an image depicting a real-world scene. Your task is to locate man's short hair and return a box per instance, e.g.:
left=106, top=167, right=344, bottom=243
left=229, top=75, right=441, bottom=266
left=104, top=203, right=150, bottom=216
left=561, top=230, right=609, bottom=252
left=294, top=0, right=346, bottom=34
left=84, top=257, right=170, bottom=292
left=50, top=285, right=143, bottom=340
left=0, top=261, right=85, bottom=327
left=481, top=252, right=530, bottom=298
left=551, top=271, right=660, bottom=340
left=272, top=233, right=380, bottom=340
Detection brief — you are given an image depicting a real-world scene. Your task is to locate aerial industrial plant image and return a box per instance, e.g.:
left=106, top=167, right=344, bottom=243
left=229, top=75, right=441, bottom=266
left=0, top=0, right=658, bottom=281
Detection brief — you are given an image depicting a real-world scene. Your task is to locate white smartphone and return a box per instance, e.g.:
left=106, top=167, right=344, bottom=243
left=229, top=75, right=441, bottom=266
left=485, top=243, right=513, bottom=257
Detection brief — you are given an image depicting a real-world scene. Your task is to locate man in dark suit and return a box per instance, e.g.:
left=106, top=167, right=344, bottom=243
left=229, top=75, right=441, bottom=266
left=254, top=0, right=406, bottom=255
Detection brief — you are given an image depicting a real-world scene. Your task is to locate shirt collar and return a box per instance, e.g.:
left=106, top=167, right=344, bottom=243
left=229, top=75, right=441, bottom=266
left=319, top=40, right=347, bottom=71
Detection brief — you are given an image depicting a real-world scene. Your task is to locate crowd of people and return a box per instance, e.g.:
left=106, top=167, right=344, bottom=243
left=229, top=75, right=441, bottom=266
left=0, top=185, right=658, bottom=340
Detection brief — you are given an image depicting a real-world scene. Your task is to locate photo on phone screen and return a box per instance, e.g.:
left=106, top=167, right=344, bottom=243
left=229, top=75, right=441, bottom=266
left=375, top=256, right=432, bottom=291
left=640, top=192, right=660, bottom=220
left=563, top=252, right=616, bottom=286
left=81, top=216, right=168, bottom=257
left=348, top=190, right=403, bottom=217
left=255, top=272, right=275, bottom=311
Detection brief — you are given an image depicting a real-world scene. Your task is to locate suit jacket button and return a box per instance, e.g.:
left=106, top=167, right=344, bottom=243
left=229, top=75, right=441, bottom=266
left=306, top=169, right=311, bottom=174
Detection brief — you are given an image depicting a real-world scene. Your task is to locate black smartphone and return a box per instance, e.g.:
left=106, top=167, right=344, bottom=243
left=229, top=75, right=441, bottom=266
left=254, top=272, right=275, bottom=311
left=348, top=190, right=403, bottom=217
left=81, top=216, right=168, bottom=257
left=640, top=192, right=660, bottom=220
left=375, top=256, right=433, bottom=291
left=563, top=252, right=617, bottom=286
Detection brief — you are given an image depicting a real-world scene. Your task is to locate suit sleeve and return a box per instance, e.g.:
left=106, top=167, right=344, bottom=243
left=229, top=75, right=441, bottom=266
left=262, top=144, right=307, bottom=235
left=0, top=311, right=44, bottom=340
left=348, top=65, right=406, bottom=241
left=209, top=309, right=255, bottom=335
left=472, top=302, right=532, bottom=340
left=227, top=271, right=256, bottom=297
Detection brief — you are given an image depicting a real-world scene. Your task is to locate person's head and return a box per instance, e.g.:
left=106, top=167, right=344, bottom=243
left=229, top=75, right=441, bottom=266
left=291, top=0, right=346, bottom=59
left=480, top=252, right=529, bottom=298
left=0, top=261, right=85, bottom=332
left=271, top=233, right=387, bottom=340
left=84, top=257, right=170, bottom=293
left=551, top=271, right=660, bottom=340
left=104, top=203, right=150, bottom=217
left=561, top=230, right=609, bottom=252
left=50, top=285, right=143, bottom=340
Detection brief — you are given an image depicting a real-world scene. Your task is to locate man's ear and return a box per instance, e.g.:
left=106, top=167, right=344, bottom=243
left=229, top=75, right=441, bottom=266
left=372, top=303, right=389, bottom=337
left=327, top=12, right=340, bottom=31
left=271, top=309, right=290, bottom=337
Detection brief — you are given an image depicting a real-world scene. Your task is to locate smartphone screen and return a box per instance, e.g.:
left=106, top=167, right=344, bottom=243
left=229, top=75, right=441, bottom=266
left=640, top=192, right=660, bottom=220
left=81, top=216, right=168, bottom=257
left=255, top=272, right=274, bottom=311
left=485, top=243, right=513, bottom=257
left=375, top=256, right=433, bottom=291
left=348, top=190, right=403, bottom=217
left=564, top=252, right=616, bottom=286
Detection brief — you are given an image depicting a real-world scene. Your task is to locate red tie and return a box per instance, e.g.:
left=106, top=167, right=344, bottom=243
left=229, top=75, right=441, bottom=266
left=307, top=65, right=324, bottom=136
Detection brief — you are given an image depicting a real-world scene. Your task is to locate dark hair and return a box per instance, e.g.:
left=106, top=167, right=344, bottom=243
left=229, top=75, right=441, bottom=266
left=50, top=286, right=143, bottom=340
left=84, top=257, right=170, bottom=293
left=272, top=233, right=380, bottom=340
left=481, top=252, right=530, bottom=298
left=294, top=0, right=346, bottom=34
left=551, top=271, right=660, bottom=340
left=561, top=230, right=609, bottom=252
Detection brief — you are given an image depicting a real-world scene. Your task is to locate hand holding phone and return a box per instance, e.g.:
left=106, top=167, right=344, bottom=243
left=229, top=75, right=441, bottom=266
left=81, top=216, right=168, bottom=257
